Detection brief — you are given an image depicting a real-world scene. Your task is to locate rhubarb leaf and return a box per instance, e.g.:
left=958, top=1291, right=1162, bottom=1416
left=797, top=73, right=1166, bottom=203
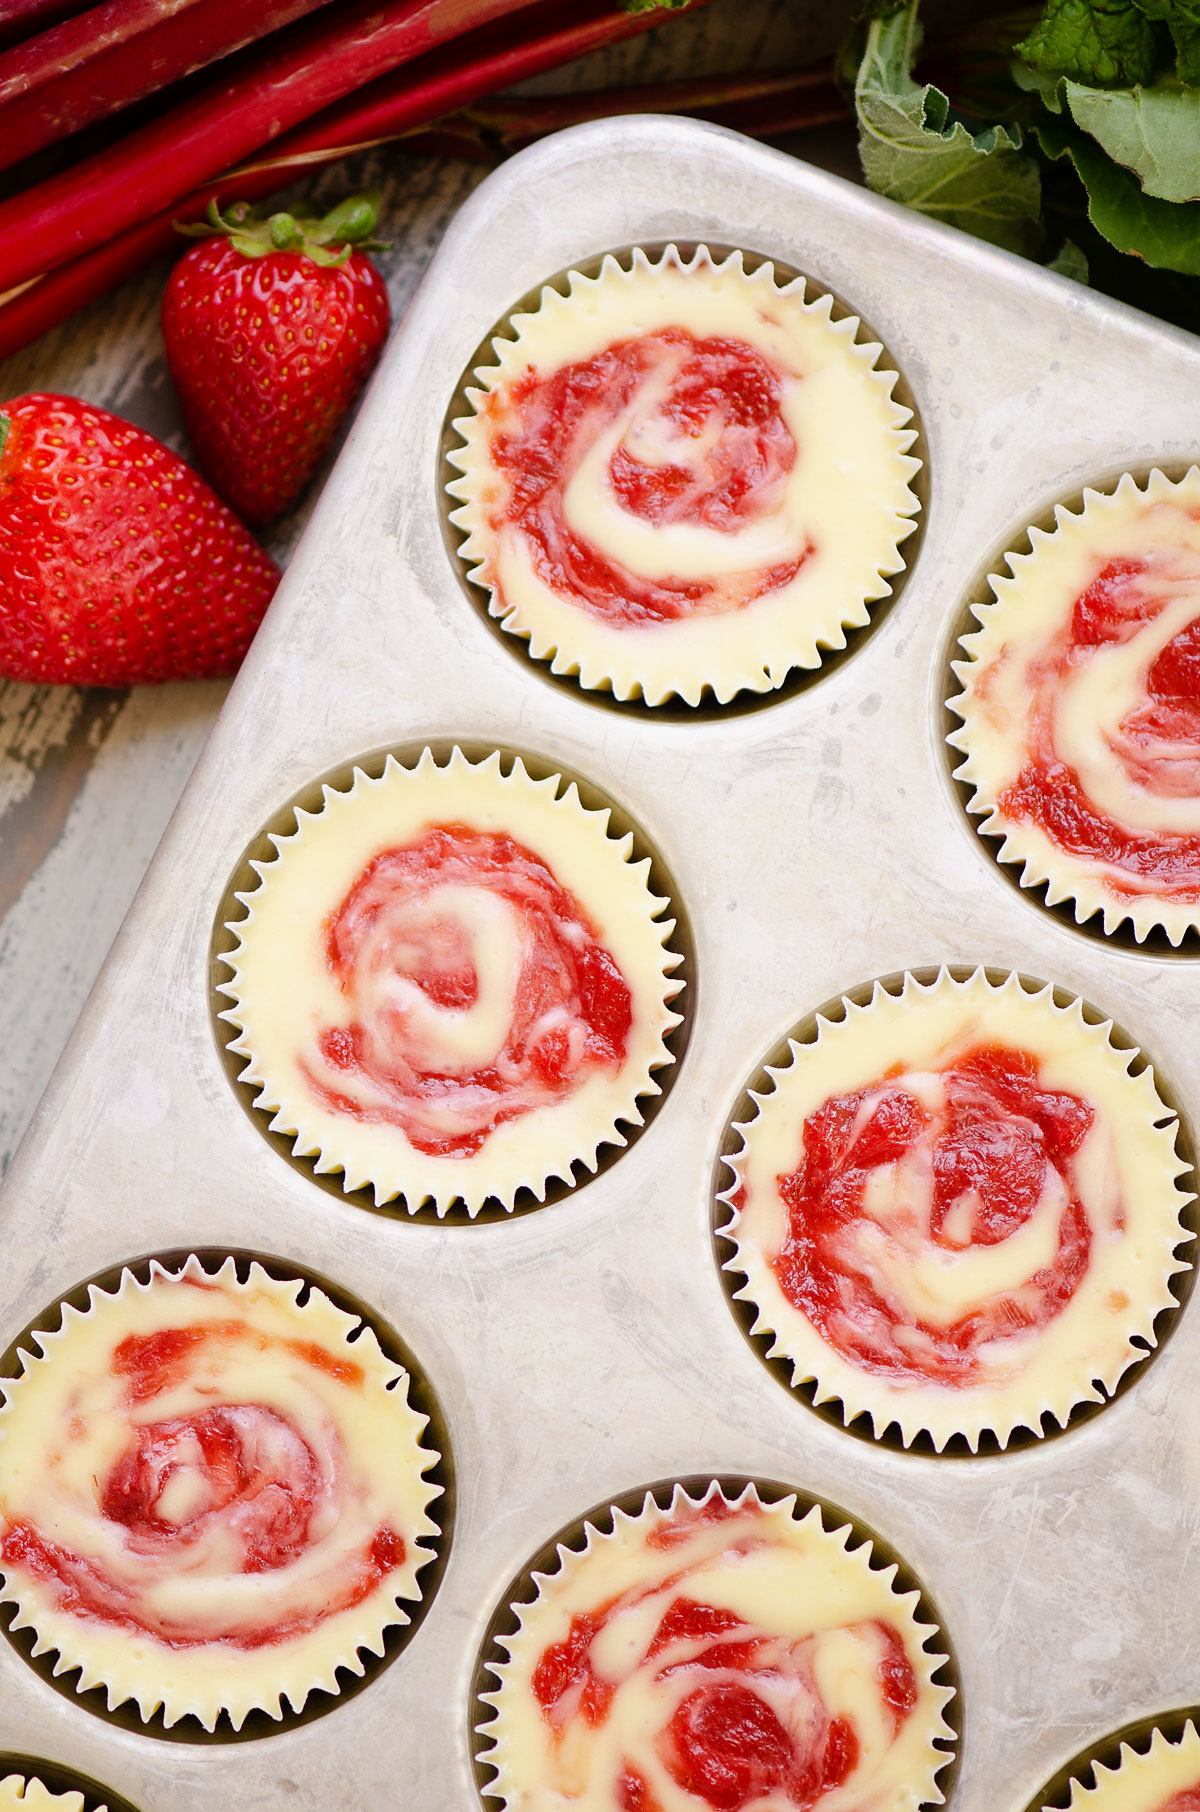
left=1137, top=0, right=1200, bottom=82
left=1048, top=236, right=1091, bottom=277
left=1138, top=0, right=1200, bottom=22
left=1064, top=75, right=1200, bottom=198
left=856, top=0, right=1042, bottom=251
left=1015, top=0, right=1160, bottom=86
left=1012, top=60, right=1069, bottom=109
left=1036, top=113, right=1200, bottom=268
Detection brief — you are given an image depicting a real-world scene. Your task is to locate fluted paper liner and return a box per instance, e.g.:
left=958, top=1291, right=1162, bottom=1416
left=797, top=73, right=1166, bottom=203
left=448, top=246, right=920, bottom=707
left=721, top=969, right=1192, bottom=1452
left=1046, top=1719, right=1200, bottom=1810
left=0, top=1257, right=441, bottom=1732
left=0, top=1782, right=98, bottom=1812
left=949, top=468, right=1200, bottom=945
left=0, top=1757, right=142, bottom=1812
left=219, top=746, right=682, bottom=1216
left=478, top=1479, right=955, bottom=1812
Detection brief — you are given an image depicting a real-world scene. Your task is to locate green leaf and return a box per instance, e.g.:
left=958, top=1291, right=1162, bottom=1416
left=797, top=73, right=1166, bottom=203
left=1012, top=59, right=1069, bottom=109
left=1173, top=19, right=1200, bottom=79
left=172, top=191, right=385, bottom=262
left=855, top=0, right=1043, bottom=252
left=1137, top=0, right=1200, bottom=80
left=313, top=191, right=382, bottom=246
left=268, top=212, right=304, bottom=250
left=617, top=0, right=691, bottom=9
left=1016, top=0, right=1160, bottom=86
left=1137, top=0, right=1200, bottom=20
left=1036, top=113, right=1200, bottom=267
left=1064, top=74, right=1200, bottom=197
left=1047, top=235, right=1091, bottom=277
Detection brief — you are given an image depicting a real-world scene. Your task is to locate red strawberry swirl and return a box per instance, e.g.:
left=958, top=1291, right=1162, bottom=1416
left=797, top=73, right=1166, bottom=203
left=484, top=328, right=812, bottom=626
left=517, top=1496, right=929, bottom=1812
left=772, top=1044, right=1101, bottom=1387
left=303, top=823, right=633, bottom=1158
left=996, top=550, right=1200, bottom=900
left=0, top=1309, right=410, bottom=1652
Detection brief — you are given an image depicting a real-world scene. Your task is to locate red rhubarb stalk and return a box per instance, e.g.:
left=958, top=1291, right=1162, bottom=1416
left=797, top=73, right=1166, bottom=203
left=0, top=0, right=344, bottom=174
left=462, top=64, right=847, bottom=154
left=0, top=0, right=550, bottom=296
left=232, top=0, right=717, bottom=170
left=0, top=0, right=712, bottom=363
left=0, top=0, right=89, bottom=54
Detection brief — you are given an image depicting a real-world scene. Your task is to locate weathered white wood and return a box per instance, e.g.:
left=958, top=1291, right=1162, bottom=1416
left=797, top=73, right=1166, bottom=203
left=0, top=153, right=491, bottom=1175
left=0, top=0, right=855, bottom=1174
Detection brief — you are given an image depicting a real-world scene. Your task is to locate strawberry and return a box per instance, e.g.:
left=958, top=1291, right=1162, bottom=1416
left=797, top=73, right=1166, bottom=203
left=162, top=193, right=392, bottom=526
left=0, top=393, right=279, bottom=686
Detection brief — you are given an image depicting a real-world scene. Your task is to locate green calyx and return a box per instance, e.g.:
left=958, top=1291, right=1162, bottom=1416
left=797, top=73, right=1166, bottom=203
left=0, top=415, right=9, bottom=465
left=173, top=191, right=387, bottom=267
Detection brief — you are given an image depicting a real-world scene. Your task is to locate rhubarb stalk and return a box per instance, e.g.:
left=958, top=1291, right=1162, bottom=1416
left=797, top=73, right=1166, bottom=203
left=231, top=0, right=717, bottom=175
left=460, top=65, right=847, bottom=154
left=0, top=0, right=89, bottom=54
left=0, top=0, right=714, bottom=362
left=0, top=0, right=550, bottom=296
left=0, top=0, right=345, bottom=174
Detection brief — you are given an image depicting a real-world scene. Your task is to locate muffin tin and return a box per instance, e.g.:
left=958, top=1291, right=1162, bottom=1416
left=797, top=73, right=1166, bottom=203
left=0, top=1755, right=144, bottom=1811
left=2, top=113, right=1200, bottom=1811
left=0, top=1250, right=455, bottom=1742
left=471, top=1473, right=961, bottom=1807
left=1025, top=1709, right=1200, bottom=1811
left=713, top=965, right=1198, bottom=1457
left=437, top=237, right=933, bottom=721
left=211, top=740, right=695, bottom=1222
left=943, top=458, right=1200, bottom=958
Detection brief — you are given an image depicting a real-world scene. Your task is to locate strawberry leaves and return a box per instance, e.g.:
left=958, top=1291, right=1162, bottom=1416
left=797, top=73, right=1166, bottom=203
left=175, top=193, right=386, bottom=267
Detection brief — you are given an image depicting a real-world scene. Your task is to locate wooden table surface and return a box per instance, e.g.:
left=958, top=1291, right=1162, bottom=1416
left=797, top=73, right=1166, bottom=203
left=0, top=0, right=858, bottom=1176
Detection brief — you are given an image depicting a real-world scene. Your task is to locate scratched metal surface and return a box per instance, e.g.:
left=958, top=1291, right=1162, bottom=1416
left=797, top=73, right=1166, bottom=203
left=0, top=0, right=854, bottom=1184
left=2, top=115, right=1200, bottom=1812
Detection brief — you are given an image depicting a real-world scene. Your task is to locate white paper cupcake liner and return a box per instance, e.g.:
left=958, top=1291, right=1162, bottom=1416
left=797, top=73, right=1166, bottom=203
left=0, top=1779, right=98, bottom=1812
left=949, top=467, right=1200, bottom=947
left=477, top=1477, right=956, bottom=1812
left=719, top=968, right=1193, bottom=1453
left=1036, top=1718, right=1200, bottom=1811
left=0, top=1764, right=140, bottom=1812
left=447, top=245, right=920, bottom=707
left=0, top=1255, right=444, bottom=1733
left=218, top=746, right=684, bottom=1217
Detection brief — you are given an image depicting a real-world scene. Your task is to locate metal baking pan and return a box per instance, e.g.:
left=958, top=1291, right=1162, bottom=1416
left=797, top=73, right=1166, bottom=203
left=3, top=113, right=1200, bottom=1812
